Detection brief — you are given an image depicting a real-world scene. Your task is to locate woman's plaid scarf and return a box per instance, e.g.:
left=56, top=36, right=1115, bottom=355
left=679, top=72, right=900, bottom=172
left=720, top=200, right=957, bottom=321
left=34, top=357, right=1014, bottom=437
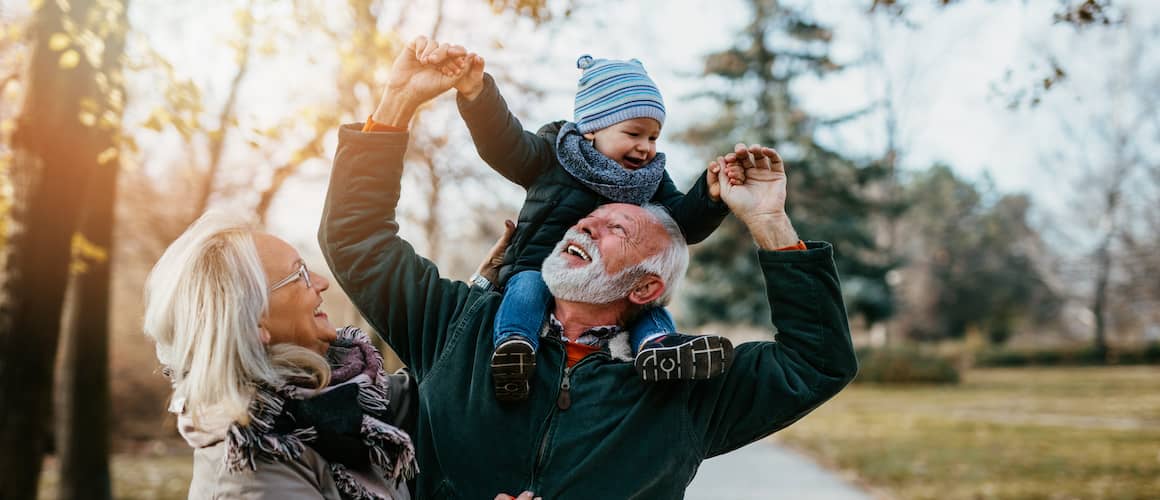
left=225, top=326, right=417, bottom=500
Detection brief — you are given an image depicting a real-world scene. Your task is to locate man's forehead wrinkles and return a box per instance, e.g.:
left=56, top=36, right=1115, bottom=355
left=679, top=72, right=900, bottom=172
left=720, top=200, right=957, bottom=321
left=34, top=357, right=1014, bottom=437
left=615, top=211, right=645, bottom=242
left=627, top=220, right=645, bottom=246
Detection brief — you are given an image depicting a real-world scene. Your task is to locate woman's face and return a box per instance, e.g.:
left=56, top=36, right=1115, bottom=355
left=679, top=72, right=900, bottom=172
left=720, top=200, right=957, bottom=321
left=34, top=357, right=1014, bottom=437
left=254, top=233, right=336, bottom=355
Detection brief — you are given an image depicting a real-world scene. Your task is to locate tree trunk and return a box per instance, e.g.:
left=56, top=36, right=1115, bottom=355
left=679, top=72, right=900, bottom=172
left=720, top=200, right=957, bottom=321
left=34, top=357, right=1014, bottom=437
left=56, top=259, right=113, bottom=500
left=1091, top=241, right=1111, bottom=359
left=1090, top=170, right=1123, bottom=361
left=0, top=1, right=116, bottom=497
left=55, top=2, right=127, bottom=497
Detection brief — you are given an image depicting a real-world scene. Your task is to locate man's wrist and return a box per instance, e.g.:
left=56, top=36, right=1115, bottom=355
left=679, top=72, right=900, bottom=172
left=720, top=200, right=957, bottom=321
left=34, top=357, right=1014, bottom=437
left=743, top=213, right=799, bottom=250
left=469, top=272, right=495, bottom=292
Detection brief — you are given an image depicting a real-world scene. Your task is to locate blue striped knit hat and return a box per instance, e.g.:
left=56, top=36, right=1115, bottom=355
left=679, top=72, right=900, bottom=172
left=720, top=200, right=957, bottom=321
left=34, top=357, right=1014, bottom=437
left=573, top=55, right=665, bottom=134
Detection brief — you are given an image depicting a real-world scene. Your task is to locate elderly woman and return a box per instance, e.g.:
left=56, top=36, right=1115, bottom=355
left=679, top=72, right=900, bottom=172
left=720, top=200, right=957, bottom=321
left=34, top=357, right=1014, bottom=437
left=144, top=211, right=425, bottom=499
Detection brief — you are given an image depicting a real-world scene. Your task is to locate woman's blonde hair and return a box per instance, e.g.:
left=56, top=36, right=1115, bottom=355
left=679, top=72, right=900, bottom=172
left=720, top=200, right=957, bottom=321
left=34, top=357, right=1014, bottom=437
left=143, top=210, right=330, bottom=425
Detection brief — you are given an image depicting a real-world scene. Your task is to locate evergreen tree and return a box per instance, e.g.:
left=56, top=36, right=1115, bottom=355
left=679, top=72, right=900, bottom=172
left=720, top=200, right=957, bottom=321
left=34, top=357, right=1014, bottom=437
left=681, top=0, right=894, bottom=328
left=898, top=165, right=1060, bottom=342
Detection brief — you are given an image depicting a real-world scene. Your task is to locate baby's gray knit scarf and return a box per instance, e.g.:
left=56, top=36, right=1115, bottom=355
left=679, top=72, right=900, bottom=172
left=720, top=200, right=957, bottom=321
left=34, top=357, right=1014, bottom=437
left=555, top=121, right=665, bottom=205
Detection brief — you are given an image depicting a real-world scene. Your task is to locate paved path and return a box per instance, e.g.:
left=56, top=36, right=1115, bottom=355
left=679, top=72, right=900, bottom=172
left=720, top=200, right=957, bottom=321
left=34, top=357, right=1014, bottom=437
left=686, top=441, right=872, bottom=500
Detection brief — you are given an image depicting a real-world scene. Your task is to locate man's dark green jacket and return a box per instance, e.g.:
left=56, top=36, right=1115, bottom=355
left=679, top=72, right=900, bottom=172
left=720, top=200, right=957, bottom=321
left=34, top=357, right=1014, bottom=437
left=319, top=125, right=859, bottom=499
left=456, top=73, right=729, bottom=286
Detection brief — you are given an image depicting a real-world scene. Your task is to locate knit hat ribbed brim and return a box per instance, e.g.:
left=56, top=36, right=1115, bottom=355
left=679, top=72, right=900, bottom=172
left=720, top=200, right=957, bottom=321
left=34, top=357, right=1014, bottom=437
left=573, top=55, right=665, bottom=134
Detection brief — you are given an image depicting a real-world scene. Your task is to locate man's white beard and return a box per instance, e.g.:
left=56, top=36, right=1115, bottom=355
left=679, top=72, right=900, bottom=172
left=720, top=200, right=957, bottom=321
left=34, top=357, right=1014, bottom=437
left=542, top=229, right=639, bottom=304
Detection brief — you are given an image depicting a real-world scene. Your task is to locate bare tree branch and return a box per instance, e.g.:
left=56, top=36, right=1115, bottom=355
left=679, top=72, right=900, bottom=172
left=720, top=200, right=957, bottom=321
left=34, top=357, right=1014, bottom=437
left=430, top=0, right=445, bottom=39
left=255, top=126, right=329, bottom=225
left=192, top=0, right=256, bottom=221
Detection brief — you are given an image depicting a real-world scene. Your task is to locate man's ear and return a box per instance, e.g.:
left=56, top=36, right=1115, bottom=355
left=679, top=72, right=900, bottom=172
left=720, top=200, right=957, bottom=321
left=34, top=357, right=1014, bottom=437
left=628, top=275, right=665, bottom=306
left=583, top=131, right=596, bottom=141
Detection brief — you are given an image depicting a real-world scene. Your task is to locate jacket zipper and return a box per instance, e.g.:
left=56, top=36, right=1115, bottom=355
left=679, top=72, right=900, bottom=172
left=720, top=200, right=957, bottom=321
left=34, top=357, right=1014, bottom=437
left=556, top=366, right=572, bottom=410
left=533, top=364, right=571, bottom=469
left=530, top=348, right=606, bottom=487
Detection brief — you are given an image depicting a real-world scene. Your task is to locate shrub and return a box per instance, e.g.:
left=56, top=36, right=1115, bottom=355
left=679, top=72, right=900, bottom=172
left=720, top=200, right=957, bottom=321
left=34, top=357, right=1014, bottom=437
left=976, top=342, right=1160, bottom=367
left=854, top=347, right=960, bottom=385
left=1113, top=342, right=1160, bottom=364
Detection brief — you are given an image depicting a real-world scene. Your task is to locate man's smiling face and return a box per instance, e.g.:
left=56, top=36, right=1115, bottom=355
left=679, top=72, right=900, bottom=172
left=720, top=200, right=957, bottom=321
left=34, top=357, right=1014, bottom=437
left=542, top=204, right=669, bottom=304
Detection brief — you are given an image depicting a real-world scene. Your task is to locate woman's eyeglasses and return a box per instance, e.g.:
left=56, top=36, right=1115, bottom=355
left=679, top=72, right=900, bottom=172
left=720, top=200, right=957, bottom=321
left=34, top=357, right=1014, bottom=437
left=270, top=263, right=313, bottom=292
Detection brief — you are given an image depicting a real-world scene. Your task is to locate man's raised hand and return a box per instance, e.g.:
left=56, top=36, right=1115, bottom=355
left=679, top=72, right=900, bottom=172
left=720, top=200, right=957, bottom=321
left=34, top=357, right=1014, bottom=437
left=711, top=143, right=799, bottom=249
left=712, top=144, right=787, bottom=223
left=412, top=36, right=484, bottom=99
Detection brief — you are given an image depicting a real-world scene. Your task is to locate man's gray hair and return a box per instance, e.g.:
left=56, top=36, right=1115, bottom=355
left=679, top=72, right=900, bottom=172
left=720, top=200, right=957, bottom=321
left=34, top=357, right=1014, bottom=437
left=631, top=204, right=689, bottom=307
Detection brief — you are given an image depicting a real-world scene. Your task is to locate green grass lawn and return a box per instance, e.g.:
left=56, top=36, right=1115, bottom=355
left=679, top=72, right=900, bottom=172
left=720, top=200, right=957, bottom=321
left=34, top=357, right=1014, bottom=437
left=774, top=366, right=1160, bottom=499
left=39, top=453, right=192, bottom=500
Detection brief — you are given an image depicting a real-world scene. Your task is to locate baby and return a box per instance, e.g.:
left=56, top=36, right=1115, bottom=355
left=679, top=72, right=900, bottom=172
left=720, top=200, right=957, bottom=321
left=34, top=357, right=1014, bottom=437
left=446, top=50, right=745, bottom=401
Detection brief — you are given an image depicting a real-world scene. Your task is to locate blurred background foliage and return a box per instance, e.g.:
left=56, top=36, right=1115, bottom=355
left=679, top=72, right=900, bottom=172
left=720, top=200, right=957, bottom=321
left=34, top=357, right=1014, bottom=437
left=1, top=0, right=1158, bottom=498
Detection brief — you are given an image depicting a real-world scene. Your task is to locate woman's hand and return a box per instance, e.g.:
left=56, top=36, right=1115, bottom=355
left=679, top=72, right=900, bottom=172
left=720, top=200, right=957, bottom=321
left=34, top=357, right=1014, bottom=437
left=372, top=36, right=469, bottom=127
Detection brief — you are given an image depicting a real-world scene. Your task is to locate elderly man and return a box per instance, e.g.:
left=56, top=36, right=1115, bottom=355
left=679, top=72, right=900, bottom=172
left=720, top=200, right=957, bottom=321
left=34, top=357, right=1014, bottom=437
left=319, top=38, right=858, bottom=499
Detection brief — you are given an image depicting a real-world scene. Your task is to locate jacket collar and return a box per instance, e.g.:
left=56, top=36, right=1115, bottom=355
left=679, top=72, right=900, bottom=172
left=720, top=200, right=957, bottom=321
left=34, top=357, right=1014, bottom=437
left=544, top=314, right=633, bottom=362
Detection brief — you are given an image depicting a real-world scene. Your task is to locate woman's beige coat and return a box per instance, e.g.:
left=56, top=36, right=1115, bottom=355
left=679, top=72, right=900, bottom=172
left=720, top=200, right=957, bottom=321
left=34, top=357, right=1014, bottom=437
left=178, top=405, right=409, bottom=500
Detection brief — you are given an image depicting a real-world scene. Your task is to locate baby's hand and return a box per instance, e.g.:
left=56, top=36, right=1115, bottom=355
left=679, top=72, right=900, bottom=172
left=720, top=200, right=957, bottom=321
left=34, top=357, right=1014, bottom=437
left=416, top=46, right=469, bottom=79
left=437, top=55, right=469, bottom=78
left=455, top=53, right=486, bottom=101
left=723, top=161, right=746, bottom=186
left=418, top=44, right=484, bottom=101
left=707, top=160, right=748, bottom=202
